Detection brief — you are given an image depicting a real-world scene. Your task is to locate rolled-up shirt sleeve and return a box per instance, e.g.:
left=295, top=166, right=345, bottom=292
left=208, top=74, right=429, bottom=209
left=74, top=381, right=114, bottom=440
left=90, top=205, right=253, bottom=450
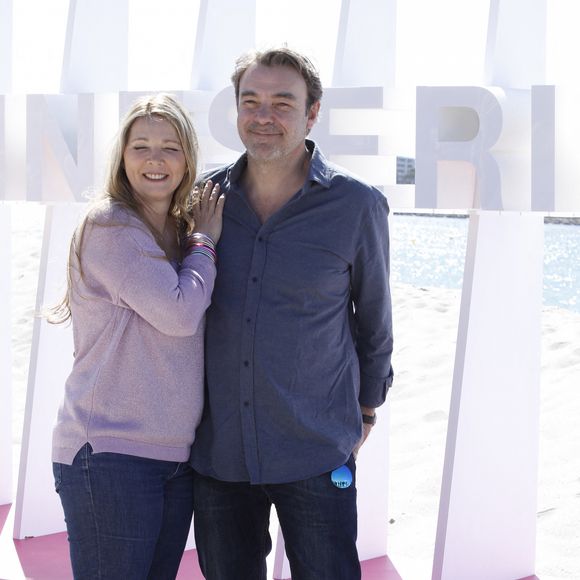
left=351, top=194, right=394, bottom=408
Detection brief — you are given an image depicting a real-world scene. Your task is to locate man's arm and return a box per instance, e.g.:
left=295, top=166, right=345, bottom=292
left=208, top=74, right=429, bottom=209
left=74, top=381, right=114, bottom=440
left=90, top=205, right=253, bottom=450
left=351, top=193, right=394, bottom=454
left=353, top=405, right=377, bottom=459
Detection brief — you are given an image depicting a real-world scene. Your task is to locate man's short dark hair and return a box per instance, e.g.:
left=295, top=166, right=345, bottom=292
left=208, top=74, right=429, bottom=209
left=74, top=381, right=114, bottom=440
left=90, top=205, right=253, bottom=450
left=231, top=46, right=323, bottom=111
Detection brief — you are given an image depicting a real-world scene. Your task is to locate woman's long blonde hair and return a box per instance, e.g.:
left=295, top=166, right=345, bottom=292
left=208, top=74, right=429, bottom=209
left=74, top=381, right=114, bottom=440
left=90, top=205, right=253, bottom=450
left=49, top=93, right=199, bottom=324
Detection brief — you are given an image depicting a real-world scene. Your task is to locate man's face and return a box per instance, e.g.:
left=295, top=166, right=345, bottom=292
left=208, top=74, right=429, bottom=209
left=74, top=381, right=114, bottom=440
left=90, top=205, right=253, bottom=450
left=236, top=63, right=319, bottom=163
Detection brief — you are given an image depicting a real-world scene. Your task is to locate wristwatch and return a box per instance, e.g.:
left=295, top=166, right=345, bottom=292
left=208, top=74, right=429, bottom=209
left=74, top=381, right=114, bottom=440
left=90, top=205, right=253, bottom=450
left=362, top=413, right=377, bottom=425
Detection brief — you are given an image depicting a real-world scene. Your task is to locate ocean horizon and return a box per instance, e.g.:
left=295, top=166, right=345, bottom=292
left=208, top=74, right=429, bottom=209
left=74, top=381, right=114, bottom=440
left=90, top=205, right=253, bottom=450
left=391, top=213, right=580, bottom=314
left=6, top=203, right=579, bottom=313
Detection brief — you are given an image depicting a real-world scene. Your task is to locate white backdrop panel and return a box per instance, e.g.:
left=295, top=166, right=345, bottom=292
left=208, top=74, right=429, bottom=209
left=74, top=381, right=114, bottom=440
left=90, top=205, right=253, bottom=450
left=13, top=203, right=84, bottom=538
left=191, top=0, right=256, bottom=90
left=433, top=211, right=543, bottom=580
left=61, top=0, right=128, bottom=93
left=485, top=0, right=547, bottom=87
left=0, top=0, right=11, bottom=94
left=333, top=0, right=396, bottom=87
left=0, top=205, right=12, bottom=505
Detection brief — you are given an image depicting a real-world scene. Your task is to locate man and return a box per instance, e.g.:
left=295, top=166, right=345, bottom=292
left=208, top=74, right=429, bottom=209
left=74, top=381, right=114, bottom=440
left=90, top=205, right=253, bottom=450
left=191, top=47, right=394, bottom=580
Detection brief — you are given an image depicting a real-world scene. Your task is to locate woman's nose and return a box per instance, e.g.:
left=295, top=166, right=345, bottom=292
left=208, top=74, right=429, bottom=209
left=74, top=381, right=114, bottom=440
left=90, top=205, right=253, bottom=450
left=146, top=149, right=163, bottom=163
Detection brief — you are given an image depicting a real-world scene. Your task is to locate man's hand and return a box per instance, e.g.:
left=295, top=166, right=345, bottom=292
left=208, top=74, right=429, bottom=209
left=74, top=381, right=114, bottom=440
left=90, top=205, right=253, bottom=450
left=353, top=406, right=376, bottom=460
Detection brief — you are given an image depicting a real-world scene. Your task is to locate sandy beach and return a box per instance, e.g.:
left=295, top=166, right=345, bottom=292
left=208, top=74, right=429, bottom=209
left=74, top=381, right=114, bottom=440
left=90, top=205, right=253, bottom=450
left=6, top=202, right=580, bottom=579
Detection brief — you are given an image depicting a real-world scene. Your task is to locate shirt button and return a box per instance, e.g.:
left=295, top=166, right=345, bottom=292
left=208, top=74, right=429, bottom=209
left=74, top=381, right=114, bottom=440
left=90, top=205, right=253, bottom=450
left=243, top=360, right=249, bottom=367
left=243, top=401, right=250, bottom=407
left=258, top=236, right=263, bottom=242
left=246, top=317, right=251, bottom=323
left=252, top=276, right=258, bottom=283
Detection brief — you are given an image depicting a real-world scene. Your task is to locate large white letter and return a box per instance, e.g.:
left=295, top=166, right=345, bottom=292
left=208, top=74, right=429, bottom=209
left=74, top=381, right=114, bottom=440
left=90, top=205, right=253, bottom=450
left=532, top=85, right=580, bottom=212
left=0, top=97, right=5, bottom=199
left=415, top=86, right=531, bottom=211
left=416, top=87, right=502, bottom=210
left=26, top=95, right=107, bottom=202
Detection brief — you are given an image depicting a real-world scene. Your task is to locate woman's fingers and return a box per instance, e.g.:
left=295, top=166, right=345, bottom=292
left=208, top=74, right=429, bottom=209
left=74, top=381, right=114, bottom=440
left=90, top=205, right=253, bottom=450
left=190, top=181, right=224, bottom=243
left=202, top=180, right=212, bottom=201
left=191, top=181, right=224, bottom=233
left=208, top=182, right=217, bottom=199
left=214, top=192, right=225, bottom=216
left=195, top=181, right=213, bottom=203
left=195, top=182, right=221, bottom=213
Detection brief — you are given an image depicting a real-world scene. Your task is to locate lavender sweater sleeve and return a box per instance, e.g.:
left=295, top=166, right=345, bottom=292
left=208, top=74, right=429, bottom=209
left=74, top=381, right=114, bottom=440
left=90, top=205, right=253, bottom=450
left=52, top=202, right=215, bottom=465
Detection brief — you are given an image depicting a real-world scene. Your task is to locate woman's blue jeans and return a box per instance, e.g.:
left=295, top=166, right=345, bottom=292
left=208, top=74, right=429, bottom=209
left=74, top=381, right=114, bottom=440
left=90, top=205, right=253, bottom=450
left=192, top=454, right=360, bottom=580
left=53, top=443, right=194, bottom=579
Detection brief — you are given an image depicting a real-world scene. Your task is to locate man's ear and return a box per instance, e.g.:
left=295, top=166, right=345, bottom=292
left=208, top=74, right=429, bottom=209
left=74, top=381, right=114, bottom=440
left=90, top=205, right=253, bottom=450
left=306, top=101, right=321, bottom=133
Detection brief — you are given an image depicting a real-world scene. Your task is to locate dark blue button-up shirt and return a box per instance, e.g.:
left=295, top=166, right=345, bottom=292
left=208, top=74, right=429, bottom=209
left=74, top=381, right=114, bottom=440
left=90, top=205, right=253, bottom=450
left=191, top=141, right=394, bottom=484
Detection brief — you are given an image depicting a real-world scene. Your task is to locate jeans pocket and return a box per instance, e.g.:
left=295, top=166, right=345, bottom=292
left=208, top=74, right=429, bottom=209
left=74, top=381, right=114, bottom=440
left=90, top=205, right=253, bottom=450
left=346, top=453, right=356, bottom=484
left=52, top=462, right=63, bottom=493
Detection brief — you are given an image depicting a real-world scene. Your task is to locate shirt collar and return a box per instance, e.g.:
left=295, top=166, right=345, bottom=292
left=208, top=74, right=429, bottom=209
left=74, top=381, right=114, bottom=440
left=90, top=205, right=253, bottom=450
left=305, top=139, right=332, bottom=191
left=225, top=153, right=248, bottom=192
left=225, top=139, right=333, bottom=194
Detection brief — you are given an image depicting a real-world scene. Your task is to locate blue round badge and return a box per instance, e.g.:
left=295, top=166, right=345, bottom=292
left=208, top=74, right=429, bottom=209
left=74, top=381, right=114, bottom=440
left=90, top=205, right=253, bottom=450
left=330, top=465, right=353, bottom=489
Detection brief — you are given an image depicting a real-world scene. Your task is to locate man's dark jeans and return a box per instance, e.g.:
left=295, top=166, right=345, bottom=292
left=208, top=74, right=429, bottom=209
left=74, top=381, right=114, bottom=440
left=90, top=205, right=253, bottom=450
left=193, top=455, right=360, bottom=580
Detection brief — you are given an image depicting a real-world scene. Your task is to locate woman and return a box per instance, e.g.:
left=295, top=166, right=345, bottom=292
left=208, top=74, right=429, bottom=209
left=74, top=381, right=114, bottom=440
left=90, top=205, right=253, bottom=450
left=50, top=93, right=224, bottom=579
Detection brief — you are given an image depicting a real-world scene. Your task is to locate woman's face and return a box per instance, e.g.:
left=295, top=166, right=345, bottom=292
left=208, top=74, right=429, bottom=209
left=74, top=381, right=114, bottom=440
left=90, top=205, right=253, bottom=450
left=122, top=115, right=187, bottom=208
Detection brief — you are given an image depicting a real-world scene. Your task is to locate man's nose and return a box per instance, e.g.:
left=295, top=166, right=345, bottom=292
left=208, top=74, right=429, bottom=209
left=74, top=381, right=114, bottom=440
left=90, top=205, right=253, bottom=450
left=254, top=104, right=273, bottom=122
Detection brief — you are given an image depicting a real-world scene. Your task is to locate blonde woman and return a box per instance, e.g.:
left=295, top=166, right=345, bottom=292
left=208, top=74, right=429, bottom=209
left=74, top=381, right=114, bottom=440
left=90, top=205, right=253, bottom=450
left=51, top=94, right=223, bottom=579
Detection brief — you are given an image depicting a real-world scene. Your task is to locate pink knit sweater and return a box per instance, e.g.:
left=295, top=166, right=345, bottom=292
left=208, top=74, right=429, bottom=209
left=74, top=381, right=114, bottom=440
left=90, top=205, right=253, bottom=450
left=52, top=201, right=216, bottom=465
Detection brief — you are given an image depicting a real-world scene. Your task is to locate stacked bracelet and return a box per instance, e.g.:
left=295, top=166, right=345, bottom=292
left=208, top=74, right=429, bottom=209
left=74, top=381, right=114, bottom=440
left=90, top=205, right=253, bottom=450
left=183, top=232, right=217, bottom=264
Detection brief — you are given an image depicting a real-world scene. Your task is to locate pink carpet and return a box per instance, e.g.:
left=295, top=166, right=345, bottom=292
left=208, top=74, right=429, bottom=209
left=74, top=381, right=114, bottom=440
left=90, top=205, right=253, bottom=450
left=9, top=529, right=401, bottom=579
left=1, top=506, right=539, bottom=580
left=0, top=504, right=10, bottom=535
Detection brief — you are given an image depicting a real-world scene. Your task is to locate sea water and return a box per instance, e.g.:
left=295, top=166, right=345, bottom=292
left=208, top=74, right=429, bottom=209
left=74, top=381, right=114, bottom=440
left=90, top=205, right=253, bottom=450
left=391, top=214, right=580, bottom=313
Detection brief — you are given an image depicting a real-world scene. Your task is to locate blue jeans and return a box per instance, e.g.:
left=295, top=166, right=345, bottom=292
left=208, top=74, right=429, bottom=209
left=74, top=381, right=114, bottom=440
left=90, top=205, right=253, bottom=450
left=192, top=455, right=360, bottom=580
left=53, top=444, right=194, bottom=579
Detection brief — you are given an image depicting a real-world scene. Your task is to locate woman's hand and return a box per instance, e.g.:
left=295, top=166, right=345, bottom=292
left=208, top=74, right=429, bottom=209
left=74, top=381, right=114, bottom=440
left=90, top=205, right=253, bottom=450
left=192, top=180, right=225, bottom=244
